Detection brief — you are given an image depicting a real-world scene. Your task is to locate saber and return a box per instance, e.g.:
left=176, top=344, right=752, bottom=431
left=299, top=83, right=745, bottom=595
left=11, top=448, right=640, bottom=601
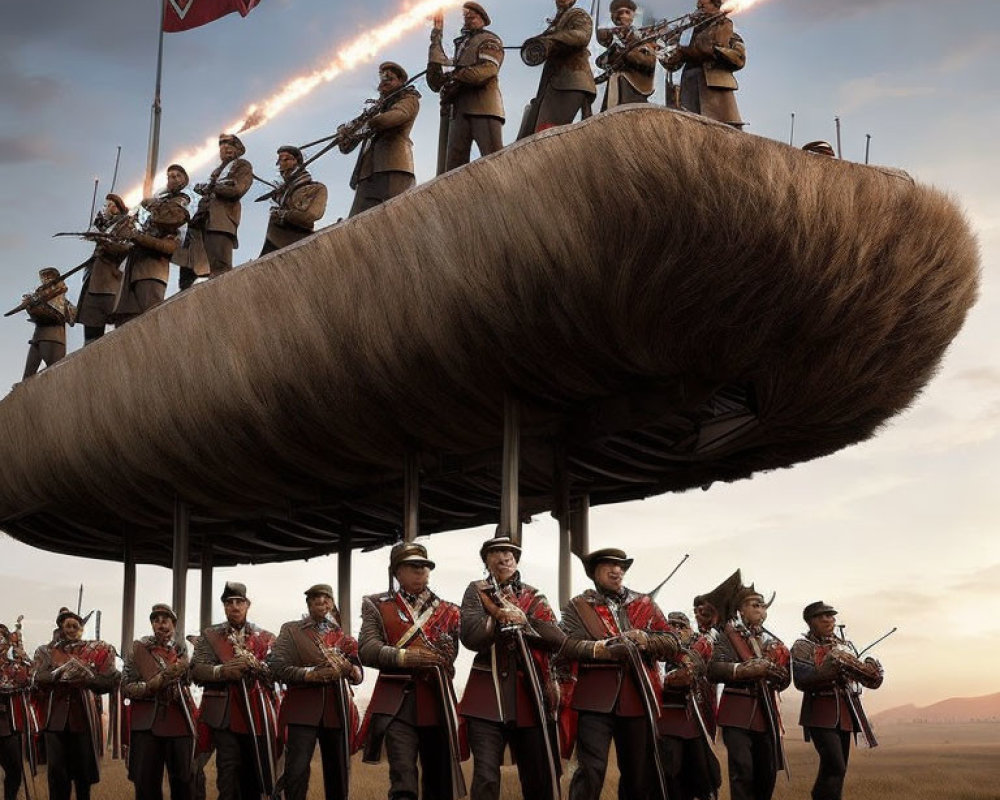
left=434, top=665, right=467, bottom=800
left=689, top=681, right=715, bottom=751
left=337, top=678, right=353, bottom=799
left=512, top=628, right=560, bottom=800
left=619, top=638, right=669, bottom=800
left=648, top=553, right=690, bottom=600
left=238, top=677, right=272, bottom=800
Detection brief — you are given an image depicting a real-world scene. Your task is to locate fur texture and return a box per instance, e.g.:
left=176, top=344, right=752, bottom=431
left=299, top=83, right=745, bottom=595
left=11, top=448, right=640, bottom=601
left=0, top=107, right=979, bottom=565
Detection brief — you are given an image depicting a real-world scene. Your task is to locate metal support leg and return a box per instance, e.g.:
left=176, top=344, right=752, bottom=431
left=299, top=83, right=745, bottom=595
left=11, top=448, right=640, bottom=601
left=569, top=493, right=590, bottom=559
left=338, top=533, right=353, bottom=636
left=199, top=540, right=214, bottom=632
left=172, top=498, right=190, bottom=643
left=121, top=536, right=136, bottom=654
left=500, top=393, right=521, bottom=545
left=553, top=445, right=572, bottom=609
left=404, top=452, right=420, bottom=543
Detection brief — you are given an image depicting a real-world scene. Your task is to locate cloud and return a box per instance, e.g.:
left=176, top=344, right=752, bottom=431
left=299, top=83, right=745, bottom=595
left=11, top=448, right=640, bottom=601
left=781, top=0, right=935, bottom=21
left=937, top=33, right=1000, bottom=73
left=0, top=53, right=61, bottom=112
left=955, top=367, right=1000, bottom=390
left=0, top=136, right=58, bottom=165
left=836, top=74, right=935, bottom=115
left=949, top=563, right=1000, bottom=593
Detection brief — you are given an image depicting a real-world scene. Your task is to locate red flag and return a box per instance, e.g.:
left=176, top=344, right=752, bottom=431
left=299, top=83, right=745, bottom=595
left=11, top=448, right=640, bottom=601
left=162, top=0, right=263, bottom=33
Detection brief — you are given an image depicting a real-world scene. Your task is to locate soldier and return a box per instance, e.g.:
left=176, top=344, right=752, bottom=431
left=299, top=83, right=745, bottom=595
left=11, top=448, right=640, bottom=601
left=427, top=2, right=505, bottom=172
left=358, top=543, right=463, bottom=800
left=560, top=548, right=678, bottom=800
left=708, top=584, right=790, bottom=800
left=177, top=135, right=253, bottom=289
left=517, top=0, right=597, bottom=139
left=661, top=0, right=746, bottom=128
left=802, top=141, right=837, bottom=157
left=267, top=583, right=362, bottom=800
left=258, top=145, right=328, bottom=257
left=341, top=62, right=419, bottom=217
left=0, top=621, right=34, bottom=800
left=459, top=534, right=592, bottom=800
left=190, top=582, right=277, bottom=800
left=121, top=603, right=196, bottom=800
left=792, top=602, right=884, bottom=800
left=33, top=607, right=120, bottom=800
left=659, top=611, right=721, bottom=800
left=21, top=267, right=76, bottom=379
left=77, top=193, right=131, bottom=344
left=595, top=0, right=657, bottom=110
left=112, top=167, right=190, bottom=324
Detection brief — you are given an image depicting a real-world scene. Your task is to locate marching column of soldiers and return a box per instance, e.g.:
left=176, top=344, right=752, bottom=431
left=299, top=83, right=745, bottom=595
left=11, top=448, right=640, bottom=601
left=11, top=0, right=759, bottom=381
left=0, top=535, right=889, bottom=800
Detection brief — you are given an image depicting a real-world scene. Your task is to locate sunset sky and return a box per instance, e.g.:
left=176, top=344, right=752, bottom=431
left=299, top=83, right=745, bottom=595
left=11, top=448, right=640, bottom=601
left=1, top=0, right=998, bottom=717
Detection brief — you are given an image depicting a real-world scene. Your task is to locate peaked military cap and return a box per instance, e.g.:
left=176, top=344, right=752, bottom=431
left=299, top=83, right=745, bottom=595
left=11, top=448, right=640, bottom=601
left=166, top=163, right=190, bottom=187
left=610, top=0, right=637, bottom=13
left=277, top=144, right=304, bottom=165
left=583, top=548, right=634, bottom=579
left=56, top=607, right=84, bottom=627
left=219, top=133, right=246, bottom=156
left=220, top=581, right=249, bottom=602
left=802, top=140, right=836, bottom=157
left=463, top=2, right=491, bottom=25
left=803, top=600, right=838, bottom=622
left=379, top=61, right=408, bottom=83
left=390, top=542, right=436, bottom=573
left=479, top=535, right=522, bottom=562
left=106, top=193, right=128, bottom=214
left=149, top=603, right=178, bottom=622
left=39, top=267, right=61, bottom=280
left=304, top=583, right=334, bottom=599
left=667, top=611, right=691, bottom=626
left=735, top=583, right=775, bottom=609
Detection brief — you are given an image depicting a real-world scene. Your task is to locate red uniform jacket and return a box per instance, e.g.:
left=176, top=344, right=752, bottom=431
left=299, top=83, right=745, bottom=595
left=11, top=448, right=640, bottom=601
left=708, top=623, right=790, bottom=733
left=659, top=633, right=715, bottom=740
left=122, top=637, right=196, bottom=737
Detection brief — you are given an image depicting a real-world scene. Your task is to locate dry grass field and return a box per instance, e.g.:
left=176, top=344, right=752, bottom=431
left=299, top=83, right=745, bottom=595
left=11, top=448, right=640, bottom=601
left=22, top=723, right=1000, bottom=800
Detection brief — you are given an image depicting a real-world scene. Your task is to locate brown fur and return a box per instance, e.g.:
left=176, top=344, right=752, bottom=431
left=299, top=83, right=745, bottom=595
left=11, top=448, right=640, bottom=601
left=0, top=107, right=979, bottom=564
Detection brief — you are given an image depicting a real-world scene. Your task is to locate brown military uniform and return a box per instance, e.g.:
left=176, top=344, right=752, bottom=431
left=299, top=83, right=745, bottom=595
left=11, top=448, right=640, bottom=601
left=428, top=27, right=506, bottom=171
left=112, top=191, right=189, bottom=323
left=518, top=5, right=597, bottom=138
left=22, top=284, right=76, bottom=380
left=664, top=15, right=746, bottom=127
left=345, top=88, right=420, bottom=217
left=176, top=156, right=253, bottom=283
left=259, top=171, right=327, bottom=255
left=596, top=25, right=657, bottom=110
left=77, top=237, right=130, bottom=335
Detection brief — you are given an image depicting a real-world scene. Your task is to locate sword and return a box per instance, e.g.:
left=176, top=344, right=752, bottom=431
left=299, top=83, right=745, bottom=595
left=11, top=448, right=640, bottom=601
left=434, top=664, right=467, bottom=800
left=618, top=637, right=669, bottom=800
left=337, top=678, right=353, bottom=799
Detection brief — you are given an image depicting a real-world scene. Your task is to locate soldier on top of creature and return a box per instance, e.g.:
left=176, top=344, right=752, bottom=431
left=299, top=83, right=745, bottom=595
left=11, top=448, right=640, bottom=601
left=20, top=267, right=76, bottom=380
left=341, top=62, right=421, bottom=217
left=792, top=601, right=885, bottom=800
left=560, top=547, right=679, bottom=800
left=358, top=542, right=464, bottom=800
left=258, top=145, right=328, bottom=257
left=77, top=192, right=131, bottom=344
left=708, top=580, right=790, bottom=800
left=595, top=0, right=657, bottom=110
left=427, top=2, right=506, bottom=173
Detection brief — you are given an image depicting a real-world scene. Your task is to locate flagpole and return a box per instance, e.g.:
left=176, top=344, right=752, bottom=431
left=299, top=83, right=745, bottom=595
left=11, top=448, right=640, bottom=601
left=144, top=0, right=167, bottom=198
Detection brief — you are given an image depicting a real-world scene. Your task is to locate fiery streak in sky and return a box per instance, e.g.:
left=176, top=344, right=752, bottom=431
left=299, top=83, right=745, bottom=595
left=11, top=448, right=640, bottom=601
left=124, top=0, right=463, bottom=206
left=720, top=0, right=766, bottom=13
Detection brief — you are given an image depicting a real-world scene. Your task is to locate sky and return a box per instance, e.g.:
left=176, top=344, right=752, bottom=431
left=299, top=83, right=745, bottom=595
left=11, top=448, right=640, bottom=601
left=1, top=0, right=999, bottom=718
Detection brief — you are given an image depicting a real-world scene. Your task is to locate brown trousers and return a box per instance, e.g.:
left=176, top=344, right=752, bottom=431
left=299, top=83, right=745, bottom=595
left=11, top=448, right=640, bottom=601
left=348, top=171, right=415, bottom=217
left=445, top=114, right=504, bottom=171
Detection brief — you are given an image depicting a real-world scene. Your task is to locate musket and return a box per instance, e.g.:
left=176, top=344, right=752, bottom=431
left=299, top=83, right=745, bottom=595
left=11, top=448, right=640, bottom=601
left=228, top=634, right=275, bottom=799
left=484, top=576, right=560, bottom=800
left=857, top=627, right=897, bottom=658
left=648, top=553, right=690, bottom=600
left=308, top=621, right=355, bottom=798
left=4, top=269, right=80, bottom=318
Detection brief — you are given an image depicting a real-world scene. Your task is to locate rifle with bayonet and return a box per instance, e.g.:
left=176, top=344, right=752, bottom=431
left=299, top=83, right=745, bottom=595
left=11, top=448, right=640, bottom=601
left=255, top=71, right=427, bottom=203
left=594, top=10, right=724, bottom=84
left=4, top=260, right=95, bottom=318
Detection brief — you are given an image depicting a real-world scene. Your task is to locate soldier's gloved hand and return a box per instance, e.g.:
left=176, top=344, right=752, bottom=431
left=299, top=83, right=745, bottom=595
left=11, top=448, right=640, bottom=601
left=218, top=659, right=248, bottom=681
left=734, top=658, right=770, bottom=680
left=622, top=629, right=649, bottom=650
left=598, top=640, right=629, bottom=662
left=398, top=648, right=445, bottom=671
left=305, top=665, right=339, bottom=683
left=495, top=606, right=528, bottom=628
left=665, top=668, right=693, bottom=687
left=193, top=182, right=208, bottom=196
left=146, top=673, right=166, bottom=693
left=766, top=662, right=789, bottom=685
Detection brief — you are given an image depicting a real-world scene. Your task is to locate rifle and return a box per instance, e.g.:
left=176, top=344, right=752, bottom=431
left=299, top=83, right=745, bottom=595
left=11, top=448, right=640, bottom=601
left=594, top=10, right=724, bottom=84
left=4, top=259, right=93, bottom=318
left=648, top=553, right=690, bottom=600
left=256, top=71, right=427, bottom=203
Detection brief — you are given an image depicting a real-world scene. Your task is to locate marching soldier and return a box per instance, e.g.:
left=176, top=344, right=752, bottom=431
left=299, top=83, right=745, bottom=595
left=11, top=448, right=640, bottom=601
left=21, top=267, right=76, bottom=379
left=176, top=135, right=253, bottom=289
left=792, top=602, right=884, bottom=800
left=358, top=543, right=463, bottom=800
left=560, top=548, right=679, bottom=800
left=190, top=582, right=277, bottom=800
left=342, top=62, right=420, bottom=217
left=708, top=584, right=790, bottom=800
left=459, top=534, right=592, bottom=800
left=595, top=0, right=657, bottom=110
left=33, top=607, right=120, bottom=800
left=258, top=145, right=328, bottom=257
left=659, top=611, right=722, bottom=800
left=121, top=604, right=197, bottom=800
left=77, top=193, right=131, bottom=344
left=427, top=2, right=505, bottom=173
left=112, top=166, right=190, bottom=324
left=517, top=0, right=597, bottom=139
left=0, top=621, right=34, bottom=800
left=661, top=0, right=746, bottom=128
left=267, top=583, right=362, bottom=800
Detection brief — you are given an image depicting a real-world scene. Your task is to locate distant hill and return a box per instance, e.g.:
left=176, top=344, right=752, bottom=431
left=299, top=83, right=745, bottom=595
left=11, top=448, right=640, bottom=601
left=873, top=692, right=1000, bottom=724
